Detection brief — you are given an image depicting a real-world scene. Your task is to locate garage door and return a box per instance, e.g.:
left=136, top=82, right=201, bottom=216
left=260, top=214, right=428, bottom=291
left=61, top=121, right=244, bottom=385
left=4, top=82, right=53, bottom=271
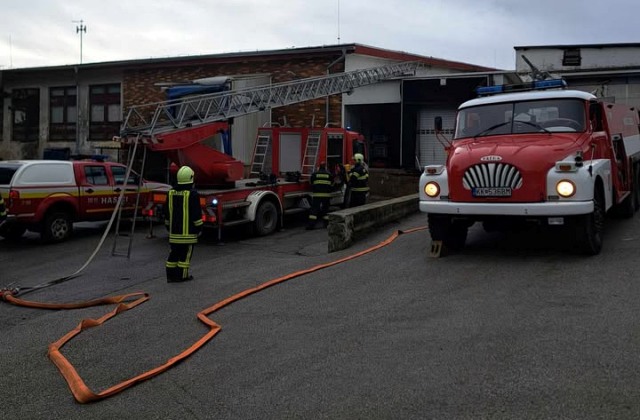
left=417, top=109, right=456, bottom=167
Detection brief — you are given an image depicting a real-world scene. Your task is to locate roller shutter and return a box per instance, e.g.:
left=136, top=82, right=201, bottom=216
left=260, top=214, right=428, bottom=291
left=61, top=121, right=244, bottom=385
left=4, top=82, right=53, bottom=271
left=417, top=109, right=456, bottom=167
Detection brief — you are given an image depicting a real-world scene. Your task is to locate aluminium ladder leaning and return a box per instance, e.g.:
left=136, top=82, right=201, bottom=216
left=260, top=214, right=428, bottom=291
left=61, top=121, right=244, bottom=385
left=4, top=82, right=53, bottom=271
left=110, top=134, right=149, bottom=258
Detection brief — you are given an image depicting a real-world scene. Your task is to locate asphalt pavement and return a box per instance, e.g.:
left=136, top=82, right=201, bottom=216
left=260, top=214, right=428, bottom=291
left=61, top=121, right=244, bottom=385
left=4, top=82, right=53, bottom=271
left=2, top=212, right=640, bottom=419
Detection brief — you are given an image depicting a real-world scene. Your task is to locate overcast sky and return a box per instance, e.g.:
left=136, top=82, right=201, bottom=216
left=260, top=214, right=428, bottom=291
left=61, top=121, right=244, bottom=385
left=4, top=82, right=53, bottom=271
left=0, top=0, right=638, bottom=71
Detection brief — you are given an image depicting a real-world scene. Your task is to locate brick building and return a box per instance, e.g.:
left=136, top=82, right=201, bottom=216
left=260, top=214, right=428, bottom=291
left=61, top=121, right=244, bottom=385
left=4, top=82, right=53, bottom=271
left=0, top=43, right=492, bottom=184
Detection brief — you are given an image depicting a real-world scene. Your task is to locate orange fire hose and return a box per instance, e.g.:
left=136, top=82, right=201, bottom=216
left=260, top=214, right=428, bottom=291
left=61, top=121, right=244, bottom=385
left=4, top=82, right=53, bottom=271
left=1, top=226, right=427, bottom=403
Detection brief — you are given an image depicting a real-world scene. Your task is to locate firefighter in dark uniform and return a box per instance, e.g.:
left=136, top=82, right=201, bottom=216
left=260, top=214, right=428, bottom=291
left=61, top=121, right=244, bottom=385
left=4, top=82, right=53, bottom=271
left=307, top=161, right=334, bottom=230
left=165, top=166, right=204, bottom=282
left=348, top=153, right=369, bottom=207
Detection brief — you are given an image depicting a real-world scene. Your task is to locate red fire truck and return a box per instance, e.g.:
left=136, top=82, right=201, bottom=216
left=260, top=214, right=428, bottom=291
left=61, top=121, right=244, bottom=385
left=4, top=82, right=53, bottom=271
left=419, top=79, right=640, bottom=255
left=136, top=121, right=366, bottom=239
left=117, top=62, right=419, bottom=240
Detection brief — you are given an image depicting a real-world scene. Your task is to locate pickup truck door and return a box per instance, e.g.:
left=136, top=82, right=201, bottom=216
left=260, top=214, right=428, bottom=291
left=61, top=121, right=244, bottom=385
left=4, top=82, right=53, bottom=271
left=110, top=165, right=144, bottom=212
left=78, top=164, right=116, bottom=220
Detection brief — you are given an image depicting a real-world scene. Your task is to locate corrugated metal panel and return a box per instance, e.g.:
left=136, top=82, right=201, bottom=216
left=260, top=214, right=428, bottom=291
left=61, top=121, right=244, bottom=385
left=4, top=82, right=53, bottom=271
left=231, top=75, right=271, bottom=164
left=417, top=108, right=456, bottom=166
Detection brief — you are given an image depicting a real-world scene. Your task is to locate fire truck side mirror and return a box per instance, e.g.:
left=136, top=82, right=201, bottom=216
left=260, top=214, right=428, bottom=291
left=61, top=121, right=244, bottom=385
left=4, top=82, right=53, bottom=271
left=434, top=117, right=443, bottom=133
left=589, top=102, right=603, bottom=131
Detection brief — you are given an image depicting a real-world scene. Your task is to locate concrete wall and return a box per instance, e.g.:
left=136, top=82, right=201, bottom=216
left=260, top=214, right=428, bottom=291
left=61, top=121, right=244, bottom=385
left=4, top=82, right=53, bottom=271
left=368, top=168, right=420, bottom=199
left=327, top=194, right=419, bottom=252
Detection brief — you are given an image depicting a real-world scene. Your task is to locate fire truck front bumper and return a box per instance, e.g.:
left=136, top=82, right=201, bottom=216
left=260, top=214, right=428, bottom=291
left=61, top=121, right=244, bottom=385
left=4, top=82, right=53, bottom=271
left=419, top=200, right=594, bottom=217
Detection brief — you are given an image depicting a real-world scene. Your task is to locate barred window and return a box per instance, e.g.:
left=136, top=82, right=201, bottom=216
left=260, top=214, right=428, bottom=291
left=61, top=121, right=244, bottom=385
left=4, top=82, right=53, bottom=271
left=49, top=86, right=77, bottom=141
left=89, top=83, right=121, bottom=141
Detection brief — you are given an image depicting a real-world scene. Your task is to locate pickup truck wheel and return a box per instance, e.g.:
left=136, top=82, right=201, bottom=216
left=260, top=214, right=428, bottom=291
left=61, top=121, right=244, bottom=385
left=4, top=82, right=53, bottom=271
left=42, top=211, right=73, bottom=243
left=0, top=223, right=27, bottom=241
left=254, top=201, right=278, bottom=236
left=576, top=190, right=605, bottom=255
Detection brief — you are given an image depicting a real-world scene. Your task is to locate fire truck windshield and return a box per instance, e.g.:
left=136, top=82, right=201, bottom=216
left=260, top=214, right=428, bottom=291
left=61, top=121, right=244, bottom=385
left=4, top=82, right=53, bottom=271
left=454, top=98, right=586, bottom=139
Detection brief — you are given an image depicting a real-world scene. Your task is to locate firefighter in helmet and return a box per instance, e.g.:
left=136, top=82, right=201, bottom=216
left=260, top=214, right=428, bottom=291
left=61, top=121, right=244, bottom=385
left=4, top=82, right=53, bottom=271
left=165, top=166, right=204, bottom=282
left=307, top=161, right=334, bottom=230
left=348, top=153, right=369, bottom=207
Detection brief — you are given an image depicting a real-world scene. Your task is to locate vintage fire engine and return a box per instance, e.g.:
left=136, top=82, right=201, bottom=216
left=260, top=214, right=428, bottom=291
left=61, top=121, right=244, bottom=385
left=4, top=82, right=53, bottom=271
left=419, top=79, right=640, bottom=255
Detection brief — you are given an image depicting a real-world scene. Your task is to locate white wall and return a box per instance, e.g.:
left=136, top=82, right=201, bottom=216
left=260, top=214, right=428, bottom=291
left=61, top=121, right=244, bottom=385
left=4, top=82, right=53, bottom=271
left=515, top=46, right=640, bottom=73
left=343, top=54, right=461, bottom=106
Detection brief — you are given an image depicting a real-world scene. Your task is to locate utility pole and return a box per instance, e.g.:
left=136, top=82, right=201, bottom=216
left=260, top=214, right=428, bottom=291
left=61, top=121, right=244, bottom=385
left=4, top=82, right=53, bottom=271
left=72, top=20, right=86, bottom=153
left=73, top=20, right=87, bottom=64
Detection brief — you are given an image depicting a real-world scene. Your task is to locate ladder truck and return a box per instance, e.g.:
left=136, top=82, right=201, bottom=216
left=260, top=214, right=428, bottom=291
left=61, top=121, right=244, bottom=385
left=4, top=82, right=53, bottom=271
left=116, top=62, right=419, bottom=240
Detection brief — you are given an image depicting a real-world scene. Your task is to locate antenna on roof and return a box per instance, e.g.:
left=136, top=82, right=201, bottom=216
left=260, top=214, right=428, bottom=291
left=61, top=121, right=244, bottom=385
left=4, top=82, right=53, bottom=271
left=337, top=0, right=341, bottom=43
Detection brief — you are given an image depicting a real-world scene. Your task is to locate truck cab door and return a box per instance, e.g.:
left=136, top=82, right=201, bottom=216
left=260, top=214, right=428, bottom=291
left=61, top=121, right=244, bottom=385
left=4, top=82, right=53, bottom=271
left=110, top=165, right=143, bottom=213
left=79, top=164, right=114, bottom=220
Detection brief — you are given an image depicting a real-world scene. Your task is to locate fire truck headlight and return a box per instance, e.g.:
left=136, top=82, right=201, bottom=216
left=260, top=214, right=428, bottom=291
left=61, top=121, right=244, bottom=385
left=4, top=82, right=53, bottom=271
left=556, top=180, right=576, bottom=198
left=424, top=182, right=440, bottom=198
left=211, top=198, right=218, bottom=206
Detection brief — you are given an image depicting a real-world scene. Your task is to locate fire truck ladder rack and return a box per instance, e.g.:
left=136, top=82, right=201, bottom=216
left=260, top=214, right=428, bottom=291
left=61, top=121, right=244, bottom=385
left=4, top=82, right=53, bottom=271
left=111, top=134, right=148, bottom=258
left=301, top=131, right=321, bottom=176
left=118, top=61, right=420, bottom=140
left=249, top=134, right=272, bottom=177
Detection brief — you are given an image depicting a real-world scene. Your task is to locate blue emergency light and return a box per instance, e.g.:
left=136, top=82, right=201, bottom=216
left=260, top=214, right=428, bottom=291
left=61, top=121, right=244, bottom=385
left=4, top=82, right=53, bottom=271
left=476, top=79, right=567, bottom=96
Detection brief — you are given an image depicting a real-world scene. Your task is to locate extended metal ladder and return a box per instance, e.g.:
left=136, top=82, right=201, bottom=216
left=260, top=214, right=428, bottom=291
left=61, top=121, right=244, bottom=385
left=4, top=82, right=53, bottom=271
left=118, top=61, right=420, bottom=141
left=110, top=135, right=148, bottom=258
left=301, top=131, right=321, bottom=176
left=249, top=134, right=272, bottom=177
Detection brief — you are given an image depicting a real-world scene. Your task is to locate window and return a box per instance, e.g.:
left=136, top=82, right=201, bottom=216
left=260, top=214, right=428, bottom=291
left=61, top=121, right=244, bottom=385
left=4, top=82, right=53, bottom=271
left=84, top=165, right=109, bottom=185
left=563, top=49, right=581, bottom=66
left=11, top=88, right=40, bottom=142
left=49, top=87, right=77, bottom=141
left=455, top=99, right=586, bottom=139
left=111, top=165, right=140, bottom=185
left=327, top=133, right=344, bottom=174
left=89, top=84, right=121, bottom=141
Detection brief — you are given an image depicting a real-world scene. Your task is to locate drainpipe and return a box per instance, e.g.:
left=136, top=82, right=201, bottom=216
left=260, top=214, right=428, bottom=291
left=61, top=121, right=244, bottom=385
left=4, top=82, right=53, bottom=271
left=326, top=48, right=347, bottom=126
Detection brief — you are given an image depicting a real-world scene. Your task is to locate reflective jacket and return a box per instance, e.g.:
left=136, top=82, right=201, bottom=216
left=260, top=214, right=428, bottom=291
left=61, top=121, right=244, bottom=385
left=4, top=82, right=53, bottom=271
left=164, top=185, right=203, bottom=244
left=348, top=163, right=369, bottom=193
left=310, top=168, right=334, bottom=198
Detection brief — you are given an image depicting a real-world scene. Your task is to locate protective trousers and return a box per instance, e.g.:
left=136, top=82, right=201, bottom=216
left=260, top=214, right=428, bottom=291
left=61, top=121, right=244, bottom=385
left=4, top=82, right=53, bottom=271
left=166, top=243, right=194, bottom=281
left=308, top=197, right=330, bottom=228
left=349, top=191, right=367, bottom=207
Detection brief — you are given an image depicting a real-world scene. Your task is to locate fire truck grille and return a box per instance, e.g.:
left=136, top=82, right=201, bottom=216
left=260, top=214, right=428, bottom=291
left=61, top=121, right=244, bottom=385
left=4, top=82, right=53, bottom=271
left=462, top=163, right=523, bottom=190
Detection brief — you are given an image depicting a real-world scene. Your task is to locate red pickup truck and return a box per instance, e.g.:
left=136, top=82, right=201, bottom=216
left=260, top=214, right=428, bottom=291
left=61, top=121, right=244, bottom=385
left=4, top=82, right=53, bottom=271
left=0, top=159, right=170, bottom=242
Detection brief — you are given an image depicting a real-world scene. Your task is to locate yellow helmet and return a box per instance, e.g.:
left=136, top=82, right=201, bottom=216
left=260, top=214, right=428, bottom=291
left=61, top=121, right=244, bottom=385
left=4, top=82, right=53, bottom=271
left=177, top=166, right=195, bottom=184
left=353, top=153, right=364, bottom=163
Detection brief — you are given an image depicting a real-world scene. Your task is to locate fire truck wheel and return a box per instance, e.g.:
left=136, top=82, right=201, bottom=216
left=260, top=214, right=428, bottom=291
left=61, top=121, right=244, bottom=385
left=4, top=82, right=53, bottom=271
left=254, top=201, right=278, bottom=236
left=428, top=214, right=467, bottom=251
left=443, top=222, right=468, bottom=251
left=42, top=211, right=73, bottom=243
left=576, top=190, right=604, bottom=255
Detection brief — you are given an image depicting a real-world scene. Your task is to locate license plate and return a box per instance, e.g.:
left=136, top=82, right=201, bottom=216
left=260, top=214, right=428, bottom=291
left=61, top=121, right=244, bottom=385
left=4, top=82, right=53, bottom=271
left=472, top=187, right=512, bottom=197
